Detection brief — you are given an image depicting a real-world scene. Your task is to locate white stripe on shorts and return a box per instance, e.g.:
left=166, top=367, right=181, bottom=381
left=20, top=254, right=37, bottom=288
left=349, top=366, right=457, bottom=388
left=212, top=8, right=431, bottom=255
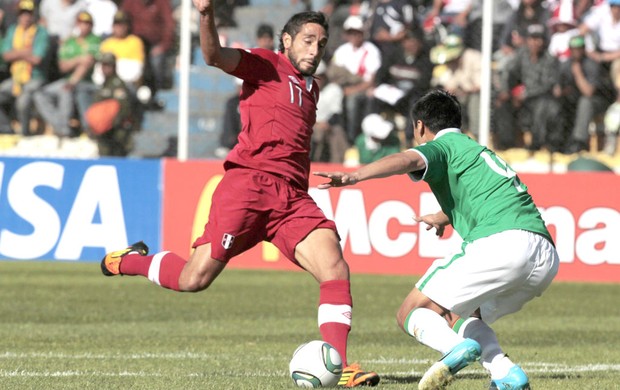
left=147, top=251, right=169, bottom=285
left=318, top=304, right=352, bottom=327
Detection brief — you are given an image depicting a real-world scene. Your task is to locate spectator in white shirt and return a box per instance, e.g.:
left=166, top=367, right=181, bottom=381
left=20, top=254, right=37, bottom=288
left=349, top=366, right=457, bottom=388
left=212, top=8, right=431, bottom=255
left=328, top=15, right=382, bottom=144
left=83, top=0, right=118, bottom=38
left=312, top=60, right=349, bottom=163
left=547, top=1, right=594, bottom=62
left=580, top=0, right=620, bottom=98
left=39, top=0, right=85, bottom=41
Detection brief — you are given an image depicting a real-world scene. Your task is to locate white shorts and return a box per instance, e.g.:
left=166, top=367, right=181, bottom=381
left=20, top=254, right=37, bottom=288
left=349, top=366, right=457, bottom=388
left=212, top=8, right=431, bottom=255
left=415, top=230, right=560, bottom=324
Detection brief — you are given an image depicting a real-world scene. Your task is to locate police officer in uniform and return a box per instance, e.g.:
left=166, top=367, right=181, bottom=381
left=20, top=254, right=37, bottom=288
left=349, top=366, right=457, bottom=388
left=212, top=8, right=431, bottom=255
left=92, top=52, right=137, bottom=156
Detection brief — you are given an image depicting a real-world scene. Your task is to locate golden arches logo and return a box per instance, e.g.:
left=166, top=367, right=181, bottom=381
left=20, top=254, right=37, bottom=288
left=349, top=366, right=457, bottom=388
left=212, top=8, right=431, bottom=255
left=191, top=174, right=280, bottom=262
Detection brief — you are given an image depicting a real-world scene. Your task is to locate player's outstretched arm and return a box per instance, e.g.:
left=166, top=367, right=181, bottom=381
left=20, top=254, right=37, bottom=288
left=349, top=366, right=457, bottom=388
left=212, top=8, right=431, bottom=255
left=193, top=0, right=241, bottom=73
left=314, top=150, right=425, bottom=189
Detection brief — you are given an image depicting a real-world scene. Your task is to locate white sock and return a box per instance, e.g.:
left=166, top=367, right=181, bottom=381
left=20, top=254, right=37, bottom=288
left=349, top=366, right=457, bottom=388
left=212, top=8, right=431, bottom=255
left=404, top=308, right=464, bottom=355
left=487, top=354, right=515, bottom=380
left=457, top=317, right=514, bottom=379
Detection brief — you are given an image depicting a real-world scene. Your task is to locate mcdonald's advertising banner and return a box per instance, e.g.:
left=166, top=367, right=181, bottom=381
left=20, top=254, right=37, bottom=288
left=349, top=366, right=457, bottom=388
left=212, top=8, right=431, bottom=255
left=162, top=160, right=620, bottom=283
left=0, top=157, right=161, bottom=262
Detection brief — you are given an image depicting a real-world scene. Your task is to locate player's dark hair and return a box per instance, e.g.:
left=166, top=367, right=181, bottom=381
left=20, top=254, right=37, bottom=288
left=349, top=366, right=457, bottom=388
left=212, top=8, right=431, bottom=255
left=278, top=11, right=329, bottom=53
left=410, top=89, right=462, bottom=133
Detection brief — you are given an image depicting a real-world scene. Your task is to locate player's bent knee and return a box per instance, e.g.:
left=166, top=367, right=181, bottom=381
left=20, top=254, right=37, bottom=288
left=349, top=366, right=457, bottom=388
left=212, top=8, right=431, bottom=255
left=317, top=261, right=349, bottom=283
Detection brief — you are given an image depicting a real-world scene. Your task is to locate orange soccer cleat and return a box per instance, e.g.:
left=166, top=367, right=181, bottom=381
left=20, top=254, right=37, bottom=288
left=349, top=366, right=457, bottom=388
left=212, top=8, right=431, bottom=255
left=338, top=363, right=380, bottom=387
left=100, top=241, right=149, bottom=276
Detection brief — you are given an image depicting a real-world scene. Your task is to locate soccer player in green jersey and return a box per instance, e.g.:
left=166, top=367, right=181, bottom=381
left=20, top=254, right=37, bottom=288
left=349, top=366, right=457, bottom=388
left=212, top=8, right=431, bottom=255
left=314, top=89, right=559, bottom=390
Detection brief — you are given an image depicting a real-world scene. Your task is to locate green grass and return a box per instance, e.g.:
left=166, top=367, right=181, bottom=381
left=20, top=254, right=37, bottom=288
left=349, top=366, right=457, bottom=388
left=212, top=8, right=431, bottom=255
left=0, top=262, right=619, bottom=389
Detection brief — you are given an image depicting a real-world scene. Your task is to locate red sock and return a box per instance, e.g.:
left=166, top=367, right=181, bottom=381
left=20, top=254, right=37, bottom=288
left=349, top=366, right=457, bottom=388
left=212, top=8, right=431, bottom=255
left=318, top=280, right=352, bottom=367
left=120, top=251, right=187, bottom=291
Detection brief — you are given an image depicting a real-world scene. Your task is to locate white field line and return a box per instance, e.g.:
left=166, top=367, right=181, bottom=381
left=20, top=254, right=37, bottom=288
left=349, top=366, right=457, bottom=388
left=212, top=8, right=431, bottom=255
left=366, top=356, right=620, bottom=371
left=0, top=351, right=213, bottom=359
left=0, top=370, right=283, bottom=378
left=0, top=370, right=164, bottom=378
left=1, top=352, right=619, bottom=378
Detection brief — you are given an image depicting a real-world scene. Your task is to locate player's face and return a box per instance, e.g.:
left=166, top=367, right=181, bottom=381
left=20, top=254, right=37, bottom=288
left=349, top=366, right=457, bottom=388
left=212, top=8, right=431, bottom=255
left=283, top=23, right=328, bottom=76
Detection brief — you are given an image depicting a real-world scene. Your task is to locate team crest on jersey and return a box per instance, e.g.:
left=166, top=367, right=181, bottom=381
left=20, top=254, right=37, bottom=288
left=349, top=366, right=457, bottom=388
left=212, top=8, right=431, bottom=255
left=222, top=233, right=235, bottom=249
left=288, top=75, right=299, bottom=84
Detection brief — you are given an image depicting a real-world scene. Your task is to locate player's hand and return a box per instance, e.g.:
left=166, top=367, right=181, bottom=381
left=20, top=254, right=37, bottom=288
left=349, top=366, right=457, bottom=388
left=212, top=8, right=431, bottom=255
left=313, top=171, right=359, bottom=189
left=192, top=0, right=212, bottom=14
left=414, top=212, right=449, bottom=237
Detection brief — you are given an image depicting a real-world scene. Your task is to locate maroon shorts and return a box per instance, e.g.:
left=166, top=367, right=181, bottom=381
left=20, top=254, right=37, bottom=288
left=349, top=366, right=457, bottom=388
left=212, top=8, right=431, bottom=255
left=192, top=167, right=338, bottom=263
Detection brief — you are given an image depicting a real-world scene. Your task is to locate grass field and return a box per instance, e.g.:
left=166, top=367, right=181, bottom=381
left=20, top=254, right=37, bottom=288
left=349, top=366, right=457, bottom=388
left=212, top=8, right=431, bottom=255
left=0, top=262, right=619, bottom=389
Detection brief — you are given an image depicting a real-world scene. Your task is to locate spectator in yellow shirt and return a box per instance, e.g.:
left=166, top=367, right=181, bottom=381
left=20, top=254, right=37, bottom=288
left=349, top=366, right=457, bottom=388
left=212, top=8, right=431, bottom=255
left=92, top=10, right=144, bottom=92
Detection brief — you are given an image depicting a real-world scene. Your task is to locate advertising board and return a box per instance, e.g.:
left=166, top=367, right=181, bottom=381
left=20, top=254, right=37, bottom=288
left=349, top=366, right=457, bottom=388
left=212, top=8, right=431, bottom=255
left=162, top=160, right=620, bottom=282
left=0, top=157, right=161, bottom=261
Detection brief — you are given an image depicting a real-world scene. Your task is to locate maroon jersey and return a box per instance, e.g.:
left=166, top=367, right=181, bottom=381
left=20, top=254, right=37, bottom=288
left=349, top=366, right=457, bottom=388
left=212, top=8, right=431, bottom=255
left=226, top=48, right=320, bottom=191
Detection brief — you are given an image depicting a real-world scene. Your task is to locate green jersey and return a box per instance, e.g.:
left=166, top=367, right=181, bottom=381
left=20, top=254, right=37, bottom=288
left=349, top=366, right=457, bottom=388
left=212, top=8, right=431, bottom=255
left=411, top=129, right=552, bottom=244
left=58, top=33, right=101, bottom=79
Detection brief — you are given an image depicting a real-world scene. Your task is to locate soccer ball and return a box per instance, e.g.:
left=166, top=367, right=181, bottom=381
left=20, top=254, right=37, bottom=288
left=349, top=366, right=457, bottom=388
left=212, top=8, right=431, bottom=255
left=289, top=340, right=343, bottom=388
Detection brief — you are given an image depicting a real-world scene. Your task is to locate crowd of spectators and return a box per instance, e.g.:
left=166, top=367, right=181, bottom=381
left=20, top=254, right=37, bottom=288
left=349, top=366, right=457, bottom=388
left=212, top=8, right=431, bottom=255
left=210, top=0, right=620, bottom=164
left=0, top=0, right=176, bottom=156
left=1, top=0, right=619, bottom=161
left=296, top=0, right=620, bottom=163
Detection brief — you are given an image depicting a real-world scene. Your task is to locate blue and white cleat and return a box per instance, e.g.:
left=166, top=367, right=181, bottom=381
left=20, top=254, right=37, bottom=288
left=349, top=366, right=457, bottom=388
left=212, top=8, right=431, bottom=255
left=418, top=338, right=481, bottom=390
left=489, top=365, right=530, bottom=390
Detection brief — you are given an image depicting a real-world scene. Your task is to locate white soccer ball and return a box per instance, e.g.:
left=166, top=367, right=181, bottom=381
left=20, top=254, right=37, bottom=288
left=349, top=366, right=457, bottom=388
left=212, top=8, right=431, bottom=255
left=289, top=340, right=343, bottom=388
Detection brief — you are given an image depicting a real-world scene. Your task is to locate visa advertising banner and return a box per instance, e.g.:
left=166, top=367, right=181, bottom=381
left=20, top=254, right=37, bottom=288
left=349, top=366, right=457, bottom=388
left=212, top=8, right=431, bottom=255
left=163, top=160, right=620, bottom=283
left=0, top=157, right=161, bottom=261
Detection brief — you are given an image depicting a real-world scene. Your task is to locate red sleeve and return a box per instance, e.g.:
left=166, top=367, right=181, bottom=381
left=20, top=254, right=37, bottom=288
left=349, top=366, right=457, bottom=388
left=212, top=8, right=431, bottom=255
left=228, top=48, right=279, bottom=84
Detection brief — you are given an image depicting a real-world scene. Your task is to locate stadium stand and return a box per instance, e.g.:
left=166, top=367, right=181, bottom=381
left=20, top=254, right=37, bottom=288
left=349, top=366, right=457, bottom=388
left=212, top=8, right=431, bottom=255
left=130, top=0, right=300, bottom=159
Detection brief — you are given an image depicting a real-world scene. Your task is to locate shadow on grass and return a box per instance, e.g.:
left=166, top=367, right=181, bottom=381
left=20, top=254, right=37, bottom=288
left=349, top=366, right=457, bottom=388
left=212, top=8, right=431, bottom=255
left=380, top=374, right=420, bottom=385
left=381, top=372, right=490, bottom=385
left=383, top=371, right=583, bottom=386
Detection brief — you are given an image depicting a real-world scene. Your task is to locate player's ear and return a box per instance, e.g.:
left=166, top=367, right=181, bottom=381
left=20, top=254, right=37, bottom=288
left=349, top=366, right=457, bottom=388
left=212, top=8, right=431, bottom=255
left=282, top=32, right=292, bottom=50
left=415, top=120, right=424, bottom=135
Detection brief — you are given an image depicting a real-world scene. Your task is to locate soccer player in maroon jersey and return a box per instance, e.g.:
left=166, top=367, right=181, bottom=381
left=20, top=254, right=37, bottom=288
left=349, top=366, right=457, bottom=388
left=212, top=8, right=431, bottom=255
left=100, top=1, right=379, bottom=387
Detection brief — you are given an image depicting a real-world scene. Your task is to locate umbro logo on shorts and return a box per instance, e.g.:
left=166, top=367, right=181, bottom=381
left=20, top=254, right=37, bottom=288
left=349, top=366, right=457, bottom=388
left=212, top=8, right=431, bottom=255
left=222, top=233, right=235, bottom=249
